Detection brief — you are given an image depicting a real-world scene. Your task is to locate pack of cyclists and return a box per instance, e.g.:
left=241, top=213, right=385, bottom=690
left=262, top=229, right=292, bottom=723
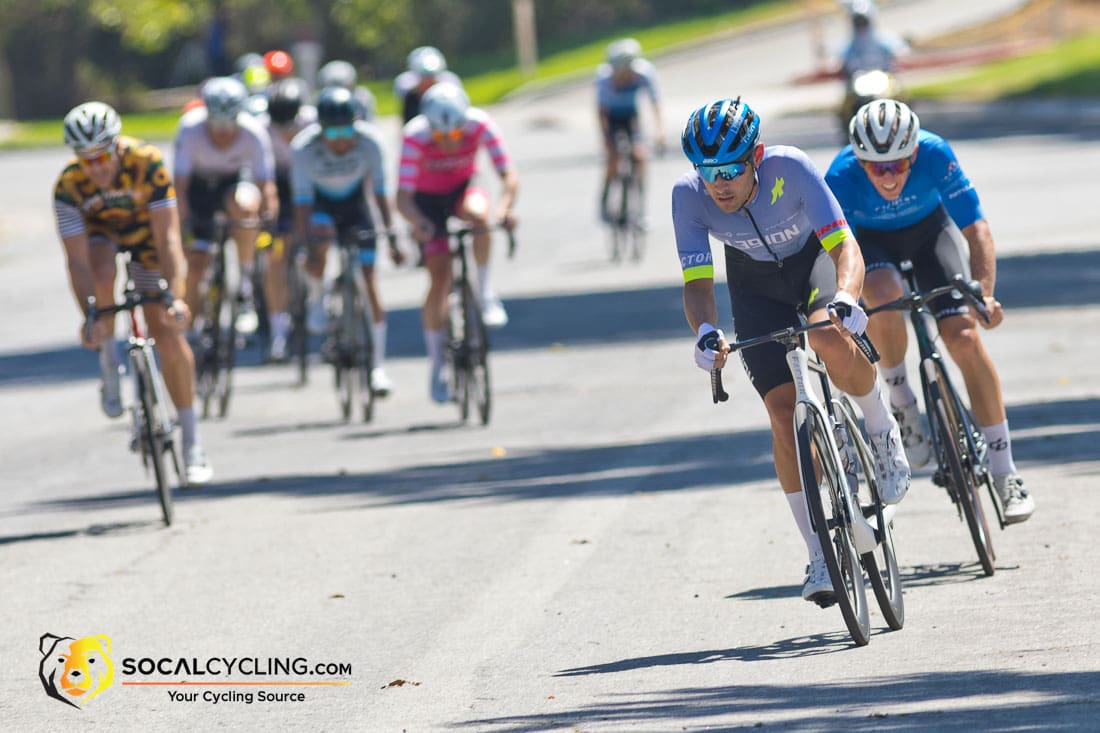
left=54, top=41, right=1035, bottom=581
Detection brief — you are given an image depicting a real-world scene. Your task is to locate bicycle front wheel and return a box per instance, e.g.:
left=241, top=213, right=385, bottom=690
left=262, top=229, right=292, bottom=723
left=133, top=349, right=174, bottom=526
left=215, top=292, right=239, bottom=418
left=796, top=401, right=870, bottom=646
left=837, top=396, right=904, bottom=630
left=926, top=360, right=996, bottom=576
left=287, top=260, right=309, bottom=384
left=462, top=281, right=491, bottom=425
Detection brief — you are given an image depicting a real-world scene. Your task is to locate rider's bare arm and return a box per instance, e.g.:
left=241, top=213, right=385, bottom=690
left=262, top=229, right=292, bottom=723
left=495, top=168, right=519, bottom=227
left=827, top=236, right=866, bottom=302
left=148, top=204, right=187, bottom=299
left=261, top=179, right=279, bottom=224
left=59, top=232, right=95, bottom=315
left=174, top=174, right=192, bottom=227
left=961, top=218, right=1003, bottom=327
left=396, top=189, right=433, bottom=242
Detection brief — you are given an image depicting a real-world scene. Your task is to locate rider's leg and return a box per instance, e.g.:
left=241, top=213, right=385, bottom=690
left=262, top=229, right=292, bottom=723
left=422, top=248, right=451, bottom=401
left=184, top=248, right=210, bottom=327
left=89, top=241, right=123, bottom=416
left=225, top=184, right=261, bottom=305
left=145, top=302, right=199, bottom=448
left=459, top=190, right=507, bottom=327
left=861, top=267, right=919, bottom=405
left=763, top=384, right=825, bottom=561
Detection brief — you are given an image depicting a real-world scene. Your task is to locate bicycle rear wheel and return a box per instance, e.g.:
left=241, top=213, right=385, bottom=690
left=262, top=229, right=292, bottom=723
left=133, top=349, right=174, bottom=526
left=625, top=176, right=646, bottom=263
left=462, top=281, right=491, bottom=425
left=196, top=282, right=223, bottom=419
left=215, top=291, right=239, bottom=418
left=837, top=396, right=904, bottom=630
left=925, top=360, right=996, bottom=576
left=355, top=301, right=375, bottom=424
left=606, top=175, right=629, bottom=263
left=796, top=401, right=870, bottom=646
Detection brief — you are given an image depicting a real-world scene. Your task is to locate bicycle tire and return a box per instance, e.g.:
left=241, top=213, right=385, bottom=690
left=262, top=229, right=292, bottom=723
left=355, top=301, right=374, bottom=424
left=462, top=281, right=491, bottom=425
left=796, top=401, right=871, bottom=646
left=626, top=176, right=646, bottom=263
left=133, top=349, right=174, bottom=526
left=197, top=280, right=223, bottom=419
left=605, top=175, right=628, bottom=263
left=926, top=360, right=996, bottom=576
left=334, top=269, right=357, bottom=422
left=252, top=252, right=271, bottom=360
left=837, top=396, right=904, bottom=630
left=287, top=260, right=309, bottom=385
left=216, top=290, right=239, bottom=418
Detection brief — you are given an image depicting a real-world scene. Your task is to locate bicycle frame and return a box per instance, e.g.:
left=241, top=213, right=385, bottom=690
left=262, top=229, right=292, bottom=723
left=329, top=228, right=376, bottom=423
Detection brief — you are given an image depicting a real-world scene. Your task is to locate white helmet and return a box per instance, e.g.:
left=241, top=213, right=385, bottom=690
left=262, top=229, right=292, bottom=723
left=63, top=102, right=121, bottom=151
left=849, top=99, right=920, bottom=161
left=606, top=38, right=641, bottom=72
left=407, top=46, right=447, bottom=77
left=318, top=59, right=357, bottom=90
left=420, top=82, right=469, bottom=133
left=202, top=76, right=248, bottom=122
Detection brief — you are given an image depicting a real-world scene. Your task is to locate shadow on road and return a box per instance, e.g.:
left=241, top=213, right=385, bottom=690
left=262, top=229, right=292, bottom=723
left=3, top=248, right=1097, bottom=385
left=467, top=670, right=1100, bottom=731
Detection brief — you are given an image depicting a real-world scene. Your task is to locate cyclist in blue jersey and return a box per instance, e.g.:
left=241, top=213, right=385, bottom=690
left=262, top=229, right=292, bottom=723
left=825, top=99, right=1034, bottom=524
left=596, top=38, right=664, bottom=224
left=674, top=97, right=910, bottom=605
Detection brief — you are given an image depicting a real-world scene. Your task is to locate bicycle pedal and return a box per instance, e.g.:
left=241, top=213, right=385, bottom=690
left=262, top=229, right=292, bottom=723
left=811, top=592, right=837, bottom=609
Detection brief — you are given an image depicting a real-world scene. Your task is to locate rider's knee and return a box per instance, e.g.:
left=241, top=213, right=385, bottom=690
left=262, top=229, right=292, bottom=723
left=862, top=268, right=902, bottom=306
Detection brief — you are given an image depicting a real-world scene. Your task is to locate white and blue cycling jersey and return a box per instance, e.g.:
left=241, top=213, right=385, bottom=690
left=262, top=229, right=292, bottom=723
left=672, top=146, right=853, bottom=282
left=595, top=59, right=659, bottom=119
left=289, top=120, right=388, bottom=205
left=825, top=129, right=984, bottom=232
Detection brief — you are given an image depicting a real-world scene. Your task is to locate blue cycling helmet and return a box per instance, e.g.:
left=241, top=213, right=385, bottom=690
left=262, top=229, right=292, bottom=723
left=681, top=97, right=760, bottom=167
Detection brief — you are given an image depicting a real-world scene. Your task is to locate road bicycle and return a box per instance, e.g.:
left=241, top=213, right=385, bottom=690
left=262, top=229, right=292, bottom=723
left=194, top=210, right=247, bottom=419
left=326, top=226, right=379, bottom=423
left=866, top=263, right=1002, bottom=576
left=87, top=279, right=186, bottom=526
left=604, top=129, right=646, bottom=263
left=712, top=321, right=904, bottom=646
left=445, top=224, right=516, bottom=425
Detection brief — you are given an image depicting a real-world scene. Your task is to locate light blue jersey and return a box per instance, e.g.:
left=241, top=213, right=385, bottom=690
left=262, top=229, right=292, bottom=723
left=595, top=59, right=659, bottom=118
left=825, top=129, right=983, bottom=232
left=672, top=146, right=853, bottom=282
left=289, top=120, right=387, bottom=205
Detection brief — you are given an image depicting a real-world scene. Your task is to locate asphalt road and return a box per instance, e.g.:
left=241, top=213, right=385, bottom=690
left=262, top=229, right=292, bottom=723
left=3, top=1, right=1100, bottom=730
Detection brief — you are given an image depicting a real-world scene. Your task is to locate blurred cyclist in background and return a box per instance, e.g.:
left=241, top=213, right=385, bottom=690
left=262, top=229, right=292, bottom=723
left=317, top=59, right=377, bottom=122
left=595, top=38, right=664, bottom=225
left=291, top=86, right=400, bottom=395
left=393, top=46, right=463, bottom=124
left=838, top=0, right=908, bottom=82
left=261, top=77, right=317, bottom=361
left=174, top=76, right=277, bottom=337
left=54, top=102, right=213, bottom=483
left=396, top=82, right=518, bottom=403
left=264, top=49, right=295, bottom=81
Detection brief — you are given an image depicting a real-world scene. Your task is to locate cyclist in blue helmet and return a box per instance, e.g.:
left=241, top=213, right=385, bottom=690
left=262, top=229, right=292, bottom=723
left=673, top=96, right=910, bottom=606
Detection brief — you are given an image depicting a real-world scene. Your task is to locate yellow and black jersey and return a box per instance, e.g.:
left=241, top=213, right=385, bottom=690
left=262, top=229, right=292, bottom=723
left=53, top=135, right=176, bottom=270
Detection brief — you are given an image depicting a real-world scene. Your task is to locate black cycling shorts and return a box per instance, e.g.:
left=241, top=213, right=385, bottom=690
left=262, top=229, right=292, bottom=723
left=724, top=241, right=838, bottom=398
left=857, top=204, right=971, bottom=320
left=186, top=173, right=240, bottom=242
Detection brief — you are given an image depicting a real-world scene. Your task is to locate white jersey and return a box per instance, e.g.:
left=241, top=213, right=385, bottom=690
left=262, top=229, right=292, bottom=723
left=173, top=106, right=275, bottom=182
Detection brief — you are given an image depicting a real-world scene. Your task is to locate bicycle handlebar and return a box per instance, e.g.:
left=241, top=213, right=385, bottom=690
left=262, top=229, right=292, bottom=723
left=708, top=319, right=879, bottom=404
left=865, top=274, right=990, bottom=324
left=84, top=280, right=173, bottom=341
left=447, top=223, right=519, bottom=259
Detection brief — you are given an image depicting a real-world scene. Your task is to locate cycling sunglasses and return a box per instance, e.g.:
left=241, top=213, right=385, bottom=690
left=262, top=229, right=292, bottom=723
left=78, top=146, right=114, bottom=166
left=430, top=127, right=464, bottom=143
left=696, top=159, right=751, bottom=183
left=863, top=156, right=913, bottom=177
left=323, top=125, right=357, bottom=141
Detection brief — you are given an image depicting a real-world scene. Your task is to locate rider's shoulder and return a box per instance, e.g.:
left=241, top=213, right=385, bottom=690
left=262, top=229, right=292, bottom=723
left=289, top=122, right=321, bottom=151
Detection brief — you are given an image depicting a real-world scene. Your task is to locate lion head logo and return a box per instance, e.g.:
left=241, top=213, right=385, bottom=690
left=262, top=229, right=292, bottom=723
left=39, top=633, right=115, bottom=709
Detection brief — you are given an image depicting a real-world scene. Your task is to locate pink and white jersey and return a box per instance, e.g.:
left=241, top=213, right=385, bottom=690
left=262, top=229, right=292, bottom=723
left=398, top=107, right=511, bottom=195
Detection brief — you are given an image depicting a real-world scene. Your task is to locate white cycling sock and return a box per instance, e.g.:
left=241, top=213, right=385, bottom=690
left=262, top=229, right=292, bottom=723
left=424, top=328, right=446, bottom=371
left=786, top=491, right=823, bottom=559
left=178, top=407, right=198, bottom=453
left=879, top=361, right=917, bottom=407
left=307, top=274, right=324, bottom=302
left=851, top=380, right=894, bottom=435
left=99, top=339, right=119, bottom=376
left=981, top=419, right=1018, bottom=477
left=270, top=312, right=290, bottom=339
left=477, top=264, right=492, bottom=300
left=371, top=320, right=387, bottom=366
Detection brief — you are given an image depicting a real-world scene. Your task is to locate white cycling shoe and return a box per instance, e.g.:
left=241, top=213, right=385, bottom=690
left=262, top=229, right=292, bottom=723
left=184, top=445, right=214, bottom=486
left=802, top=554, right=834, bottom=605
left=995, top=474, right=1035, bottom=524
left=481, top=293, right=508, bottom=329
left=892, top=400, right=931, bottom=468
left=370, top=367, right=393, bottom=398
left=430, top=366, right=451, bottom=404
left=100, top=365, right=124, bottom=419
left=870, top=423, right=911, bottom=505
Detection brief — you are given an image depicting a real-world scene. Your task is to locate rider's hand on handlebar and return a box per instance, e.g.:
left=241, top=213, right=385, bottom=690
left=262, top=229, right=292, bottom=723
left=496, top=209, right=517, bottom=231
left=827, top=290, right=869, bottom=336
left=81, top=314, right=112, bottom=350
left=694, top=323, right=729, bottom=372
left=977, top=295, right=1004, bottom=329
left=411, top=217, right=435, bottom=244
left=167, top=298, right=192, bottom=330
left=387, top=231, right=406, bottom=267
